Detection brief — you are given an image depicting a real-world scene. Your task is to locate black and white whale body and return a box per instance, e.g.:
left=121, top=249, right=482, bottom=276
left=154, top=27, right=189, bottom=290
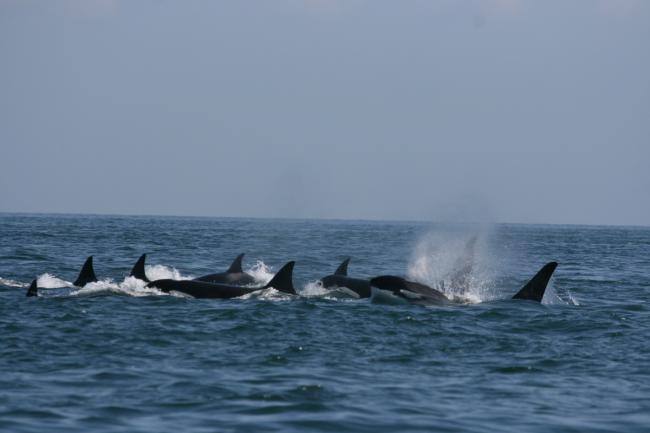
left=194, top=253, right=257, bottom=286
left=147, top=261, right=296, bottom=299
left=320, top=258, right=372, bottom=298
left=370, top=262, right=558, bottom=305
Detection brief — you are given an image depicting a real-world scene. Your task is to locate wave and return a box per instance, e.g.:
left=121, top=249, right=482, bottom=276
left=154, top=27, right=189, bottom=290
left=237, top=287, right=293, bottom=301
left=300, top=280, right=330, bottom=297
left=69, top=277, right=167, bottom=298
left=37, top=273, right=72, bottom=288
left=21, top=265, right=192, bottom=298
left=145, top=264, right=193, bottom=281
left=300, top=280, right=361, bottom=300
left=0, top=277, right=28, bottom=288
left=68, top=264, right=193, bottom=297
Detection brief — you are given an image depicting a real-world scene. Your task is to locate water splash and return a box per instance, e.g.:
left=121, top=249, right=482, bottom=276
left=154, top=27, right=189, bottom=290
left=28, top=264, right=192, bottom=297
left=566, top=290, right=580, bottom=306
left=542, top=283, right=579, bottom=306
left=239, top=287, right=293, bottom=301
left=37, top=273, right=72, bottom=288
left=300, top=280, right=331, bottom=297
left=246, top=261, right=274, bottom=285
left=145, top=265, right=192, bottom=281
left=0, top=277, right=28, bottom=288
left=69, top=277, right=167, bottom=297
left=406, top=227, right=498, bottom=303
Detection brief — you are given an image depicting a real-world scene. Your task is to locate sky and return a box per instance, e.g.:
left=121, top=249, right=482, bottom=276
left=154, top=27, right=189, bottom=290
left=1, top=0, right=649, bottom=226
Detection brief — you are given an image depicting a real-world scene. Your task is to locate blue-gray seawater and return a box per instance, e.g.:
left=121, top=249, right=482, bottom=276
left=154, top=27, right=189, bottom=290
left=1, top=214, right=649, bottom=433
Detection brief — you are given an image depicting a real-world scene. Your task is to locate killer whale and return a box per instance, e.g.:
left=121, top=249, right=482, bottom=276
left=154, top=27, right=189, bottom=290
left=147, top=261, right=296, bottom=299
left=24, top=256, right=99, bottom=296
left=370, top=262, right=558, bottom=305
left=129, top=254, right=150, bottom=282
left=511, top=262, right=558, bottom=302
left=25, top=252, right=558, bottom=305
left=194, top=253, right=257, bottom=286
left=129, top=253, right=257, bottom=286
left=73, top=256, right=98, bottom=287
left=76, top=254, right=151, bottom=286
left=320, top=258, right=372, bottom=298
left=27, top=253, right=256, bottom=293
left=320, top=237, right=478, bottom=299
left=26, top=280, right=38, bottom=297
left=26, top=254, right=142, bottom=296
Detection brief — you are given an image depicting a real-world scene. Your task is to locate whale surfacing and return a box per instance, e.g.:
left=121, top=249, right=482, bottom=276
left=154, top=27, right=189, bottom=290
left=194, top=253, right=257, bottom=286
left=73, top=256, right=98, bottom=287
left=148, top=261, right=296, bottom=299
left=370, top=262, right=558, bottom=305
left=320, top=258, right=372, bottom=298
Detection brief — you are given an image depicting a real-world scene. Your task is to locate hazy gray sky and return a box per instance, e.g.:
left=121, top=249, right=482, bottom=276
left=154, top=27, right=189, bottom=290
left=1, top=0, right=648, bottom=225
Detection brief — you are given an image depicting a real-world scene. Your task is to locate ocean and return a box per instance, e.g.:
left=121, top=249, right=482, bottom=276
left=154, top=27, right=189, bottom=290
left=1, top=213, right=649, bottom=432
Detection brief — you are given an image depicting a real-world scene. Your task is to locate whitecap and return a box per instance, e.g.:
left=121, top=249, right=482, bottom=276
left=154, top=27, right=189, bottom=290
left=246, top=260, right=274, bottom=285
left=0, top=277, right=28, bottom=288
left=145, top=264, right=192, bottom=281
left=37, top=273, right=72, bottom=288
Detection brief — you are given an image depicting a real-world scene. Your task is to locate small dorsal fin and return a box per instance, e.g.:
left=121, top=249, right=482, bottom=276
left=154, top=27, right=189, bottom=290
left=227, top=253, right=245, bottom=273
left=264, top=261, right=296, bottom=294
left=73, top=256, right=98, bottom=287
left=129, top=254, right=150, bottom=283
left=512, top=262, right=558, bottom=302
left=26, top=279, right=38, bottom=297
left=334, top=258, right=350, bottom=276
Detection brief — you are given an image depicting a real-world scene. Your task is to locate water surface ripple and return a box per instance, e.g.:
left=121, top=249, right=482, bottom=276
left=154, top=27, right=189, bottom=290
left=1, top=214, right=649, bottom=432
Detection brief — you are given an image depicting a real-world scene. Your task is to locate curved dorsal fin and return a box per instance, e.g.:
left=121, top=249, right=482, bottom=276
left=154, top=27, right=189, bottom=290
left=512, top=262, right=558, bottom=302
left=227, top=253, right=245, bottom=273
left=26, top=279, right=38, bottom=297
left=129, top=254, right=150, bottom=283
left=334, top=258, right=350, bottom=276
left=264, top=261, right=296, bottom=294
left=73, top=256, right=98, bottom=287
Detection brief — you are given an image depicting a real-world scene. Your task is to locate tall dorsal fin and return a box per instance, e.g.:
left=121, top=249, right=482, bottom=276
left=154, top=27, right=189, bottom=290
left=129, top=254, right=150, bottom=283
left=227, top=253, right=245, bottom=273
left=512, top=262, right=558, bottom=303
left=264, top=261, right=296, bottom=294
left=26, top=279, right=38, bottom=297
left=334, top=258, right=350, bottom=276
left=73, top=256, right=98, bottom=287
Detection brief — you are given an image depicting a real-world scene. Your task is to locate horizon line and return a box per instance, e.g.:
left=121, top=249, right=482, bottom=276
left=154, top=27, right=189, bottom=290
left=0, top=210, right=648, bottom=230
